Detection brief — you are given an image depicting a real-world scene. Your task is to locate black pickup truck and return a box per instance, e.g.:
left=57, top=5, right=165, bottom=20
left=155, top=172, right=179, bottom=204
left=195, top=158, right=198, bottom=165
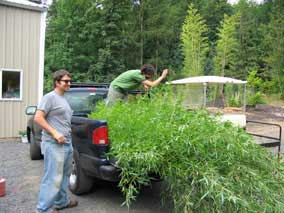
left=25, top=83, right=138, bottom=195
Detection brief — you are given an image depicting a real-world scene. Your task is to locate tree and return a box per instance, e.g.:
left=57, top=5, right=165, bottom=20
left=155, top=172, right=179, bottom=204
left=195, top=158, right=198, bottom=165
left=214, top=14, right=239, bottom=77
left=44, top=0, right=93, bottom=91
left=233, top=0, right=262, bottom=79
left=265, top=0, right=284, bottom=98
left=132, top=0, right=189, bottom=73
left=43, top=0, right=284, bottom=100
left=192, top=0, right=232, bottom=42
left=81, top=0, right=133, bottom=82
left=180, top=4, right=208, bottom=76
left=44, top=0, right=190, bottom=91
left=191, top=0, right=233, bottom=75
left=44, top=0, right=134, bottom=90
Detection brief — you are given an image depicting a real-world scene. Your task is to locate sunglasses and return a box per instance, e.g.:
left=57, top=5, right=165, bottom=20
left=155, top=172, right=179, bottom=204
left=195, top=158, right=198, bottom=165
left=60, top=80, right=72, bottom=84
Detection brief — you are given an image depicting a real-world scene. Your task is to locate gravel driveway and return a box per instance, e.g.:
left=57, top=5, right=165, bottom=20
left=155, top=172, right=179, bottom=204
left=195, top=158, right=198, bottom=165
left=0, top=141, right=42, bottom=213
left=0, top=141, right=171, bottom=213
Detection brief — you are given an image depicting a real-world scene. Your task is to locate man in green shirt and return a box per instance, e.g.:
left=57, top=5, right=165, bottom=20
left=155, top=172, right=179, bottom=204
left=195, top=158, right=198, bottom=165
left=106, top=64, right=168, bottom=106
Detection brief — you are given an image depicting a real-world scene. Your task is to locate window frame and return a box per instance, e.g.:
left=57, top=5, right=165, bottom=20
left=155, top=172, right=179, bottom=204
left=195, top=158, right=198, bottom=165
left=0, top=68, right=23, bottom=101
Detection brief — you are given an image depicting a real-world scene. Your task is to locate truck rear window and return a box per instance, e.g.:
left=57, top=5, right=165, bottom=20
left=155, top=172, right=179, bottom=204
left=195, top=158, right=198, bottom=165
left=65, top=91, right=106, bottom=113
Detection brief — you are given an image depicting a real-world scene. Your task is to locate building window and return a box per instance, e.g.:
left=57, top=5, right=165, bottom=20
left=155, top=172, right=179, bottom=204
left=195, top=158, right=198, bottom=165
left=0, top=69, right=23, bottom=101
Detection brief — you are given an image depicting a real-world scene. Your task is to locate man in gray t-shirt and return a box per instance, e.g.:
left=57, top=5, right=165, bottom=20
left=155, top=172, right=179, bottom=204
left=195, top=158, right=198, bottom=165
left=38, top=90, right=73, bottom=143
left=34, top=70, right=78, bottom=213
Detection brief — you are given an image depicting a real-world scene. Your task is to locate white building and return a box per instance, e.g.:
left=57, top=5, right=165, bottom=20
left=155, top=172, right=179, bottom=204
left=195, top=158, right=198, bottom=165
left=0, top=0, right=47, bottom=138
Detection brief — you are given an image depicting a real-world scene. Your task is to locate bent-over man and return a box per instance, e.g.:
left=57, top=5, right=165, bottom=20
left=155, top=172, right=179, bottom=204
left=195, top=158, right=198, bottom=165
left=106, top=64, right=168, bottom=106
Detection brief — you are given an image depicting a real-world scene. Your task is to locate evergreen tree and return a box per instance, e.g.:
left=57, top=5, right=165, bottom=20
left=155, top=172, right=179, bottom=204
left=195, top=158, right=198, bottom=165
left=44, top=0, right=134, bottom=89
left=192, top=0, right=232, bottom=42
left=44, top=0, right=92, bottom=91
left=265, top=0, right=284, bottom=97
left=44, top=0, right=189, bottom=90
left=43, top=0, right=284, bottom=100
left=233, top=0, right=261, bottom=79
left=132, top=0, right=189, bottom=74
left=81, top=0, right=133, bottom=82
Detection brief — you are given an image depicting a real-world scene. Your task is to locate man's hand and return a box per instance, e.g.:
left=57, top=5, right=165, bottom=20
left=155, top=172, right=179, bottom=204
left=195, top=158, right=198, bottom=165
left=142, top=68, right=169, bottom=87
left=51, top=129, right=66, bottom=144
left=144, top=84, right=150, bottom=92
left=161, top=69, right=168, bottom=78
left=34, top=110, right=66, bottom=144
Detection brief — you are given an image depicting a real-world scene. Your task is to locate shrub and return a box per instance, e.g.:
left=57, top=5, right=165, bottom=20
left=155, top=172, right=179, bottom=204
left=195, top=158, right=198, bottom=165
left=18, top=130, right=27, bottom=137
left=228, top=91, right=242, bottom=107
left=247, top=91, right=265, bottom=106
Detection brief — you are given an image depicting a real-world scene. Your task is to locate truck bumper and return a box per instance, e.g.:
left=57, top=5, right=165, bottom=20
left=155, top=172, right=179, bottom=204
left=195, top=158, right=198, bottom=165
left=79, top=153, right=120, bottom=182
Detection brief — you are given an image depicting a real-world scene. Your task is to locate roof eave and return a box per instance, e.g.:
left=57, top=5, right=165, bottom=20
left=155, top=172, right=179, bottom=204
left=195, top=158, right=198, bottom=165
left=166, top=76, right=247, bottom=85
left=167, top=81, right=247, bottom=85
left=0, top=0, right=47, bottom=12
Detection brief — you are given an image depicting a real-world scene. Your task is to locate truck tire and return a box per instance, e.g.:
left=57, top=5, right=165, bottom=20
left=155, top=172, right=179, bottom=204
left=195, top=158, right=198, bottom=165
left=69, top=150, right=94, bottom=195
left=29, top=132, right=43, bottom=160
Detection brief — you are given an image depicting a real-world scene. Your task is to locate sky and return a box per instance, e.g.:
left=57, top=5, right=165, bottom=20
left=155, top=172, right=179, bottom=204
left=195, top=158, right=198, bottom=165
left=45, top=0, right=264, bottom=7
left=228, top=0, right=264, bottom=4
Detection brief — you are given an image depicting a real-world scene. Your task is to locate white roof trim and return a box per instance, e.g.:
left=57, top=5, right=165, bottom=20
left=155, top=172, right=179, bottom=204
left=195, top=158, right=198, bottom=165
left=167, top=76, right=247, bottom=85
left=0, top=0, right=47, bottom=11
left=38, top=10, right=47, bottom=103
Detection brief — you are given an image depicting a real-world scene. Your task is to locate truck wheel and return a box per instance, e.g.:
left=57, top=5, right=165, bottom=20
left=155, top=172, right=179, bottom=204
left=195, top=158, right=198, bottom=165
left=69, top=150, right=94, bottom=195
left=29, top=132, right=43, bottom=160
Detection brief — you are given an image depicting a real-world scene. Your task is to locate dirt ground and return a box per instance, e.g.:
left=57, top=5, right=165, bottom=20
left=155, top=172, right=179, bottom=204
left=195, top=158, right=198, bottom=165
left=247, top=104, right=284, bottom=122
left=246, top=105, right=284, bottom=154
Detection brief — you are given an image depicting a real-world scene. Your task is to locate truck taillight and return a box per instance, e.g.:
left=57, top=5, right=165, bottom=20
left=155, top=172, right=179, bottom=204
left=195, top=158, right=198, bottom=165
left=92, top=126, right=109, bottom=145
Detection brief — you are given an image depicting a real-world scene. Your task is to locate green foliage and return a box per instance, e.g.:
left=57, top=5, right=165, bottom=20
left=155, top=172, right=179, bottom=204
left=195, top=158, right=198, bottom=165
left=90, top=91, right=284, bottom=212
left=134, top=0, right=189, bottom=71
left=247, top=70, right=265, bottom=105
left=44, top=0, right=189, bottom=91
left=192, top=0, right=233, bottom=43
left=247, top=91, right=265, bottom=106
left=18, top=130, right=27, bottom=137
left=233, top=0, right=265, bottom=80
left=214, top=14, right=239, bottom=77
left=213, top=13, right=239, bottom=106
left=264, top=0, right=284, bottom=97
left=192, top=0, right=232, bottom=75
left=43, top=0, right=284, bottom=99
left=180, top=4, right=209, bottom=76
left=228, top=96, right=241, bottom=107
left=228, top=91, right=242, bottom=107
left=44, top=0, right=93, bottom=90
left=247, top=70, right=263, bottom=91
left=44, top=0, right=133, bottom=89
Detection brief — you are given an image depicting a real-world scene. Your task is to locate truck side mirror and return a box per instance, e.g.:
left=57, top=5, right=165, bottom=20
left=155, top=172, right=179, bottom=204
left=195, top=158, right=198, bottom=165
left=25, top=106, right=37, bottom=115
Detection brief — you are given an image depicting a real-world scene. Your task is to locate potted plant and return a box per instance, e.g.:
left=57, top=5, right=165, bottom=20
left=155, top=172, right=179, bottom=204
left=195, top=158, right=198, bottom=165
left=18, top=130, right=28, bottom=143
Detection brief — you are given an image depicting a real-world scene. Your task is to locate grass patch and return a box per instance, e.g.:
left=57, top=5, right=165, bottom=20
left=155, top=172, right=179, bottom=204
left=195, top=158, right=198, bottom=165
left=263, top=93, right=284, bottom=107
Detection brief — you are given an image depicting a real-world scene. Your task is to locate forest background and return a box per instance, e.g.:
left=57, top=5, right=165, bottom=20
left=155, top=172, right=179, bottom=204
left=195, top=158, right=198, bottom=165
left=44, top=0, right=284, bottom=104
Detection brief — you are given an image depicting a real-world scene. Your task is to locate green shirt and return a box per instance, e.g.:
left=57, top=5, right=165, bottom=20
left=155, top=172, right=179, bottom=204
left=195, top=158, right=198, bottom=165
left=111, top=70, right=145, bottom=93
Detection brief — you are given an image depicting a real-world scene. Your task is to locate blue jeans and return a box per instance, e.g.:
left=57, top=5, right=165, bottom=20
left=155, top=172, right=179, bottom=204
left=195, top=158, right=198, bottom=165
left=37, top=141, right=73, bottom=213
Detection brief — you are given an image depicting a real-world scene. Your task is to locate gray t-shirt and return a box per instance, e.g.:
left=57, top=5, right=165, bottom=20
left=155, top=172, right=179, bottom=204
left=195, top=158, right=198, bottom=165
left=37, top=91, right=73, bottom=143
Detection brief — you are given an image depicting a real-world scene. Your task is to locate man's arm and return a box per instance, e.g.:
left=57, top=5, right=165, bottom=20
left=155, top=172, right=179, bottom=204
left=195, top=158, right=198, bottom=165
left=34, top=110, right=65, bottom=143
left=142, top=69, right=168, bottom=87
